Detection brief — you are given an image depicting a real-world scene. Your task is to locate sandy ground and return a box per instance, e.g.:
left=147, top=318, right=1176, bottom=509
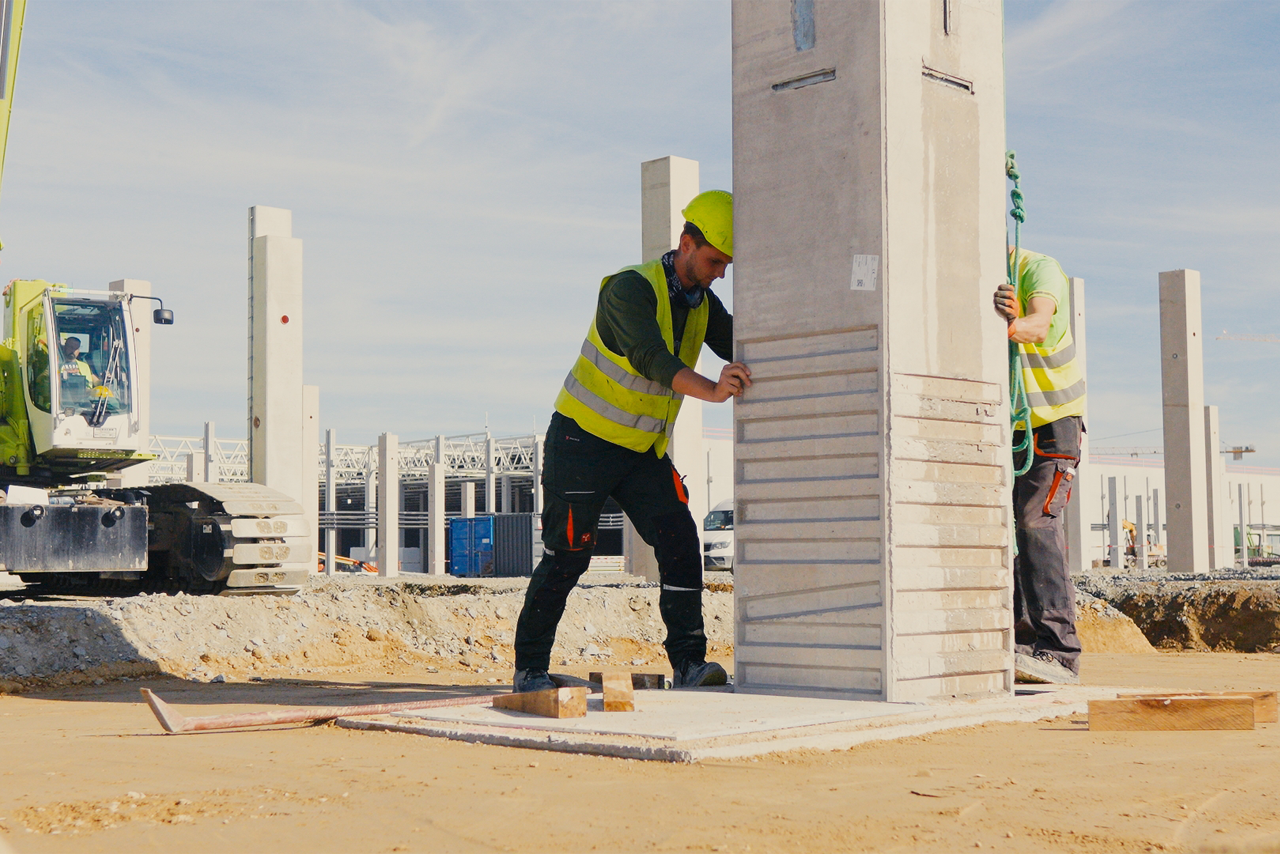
left=2, top=651, right=1280, bottom=854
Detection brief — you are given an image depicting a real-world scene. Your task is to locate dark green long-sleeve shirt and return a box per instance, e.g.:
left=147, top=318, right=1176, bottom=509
left=595, top=270, right=734, bottom=389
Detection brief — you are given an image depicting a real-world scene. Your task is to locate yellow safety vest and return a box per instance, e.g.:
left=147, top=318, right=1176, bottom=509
left=1013, top=250, right=1086, bottom=428
left=554, top=260, right=709, bottom=457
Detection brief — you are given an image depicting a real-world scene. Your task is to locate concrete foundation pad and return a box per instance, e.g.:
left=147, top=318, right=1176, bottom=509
left=336, top=686, right=1113, bottom=762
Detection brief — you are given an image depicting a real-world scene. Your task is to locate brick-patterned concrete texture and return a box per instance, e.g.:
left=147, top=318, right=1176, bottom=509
left=731, top=0, right=1013, bottom=701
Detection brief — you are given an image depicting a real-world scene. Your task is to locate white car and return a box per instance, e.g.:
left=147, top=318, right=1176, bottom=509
left=703, top=499, right=734, bottom=571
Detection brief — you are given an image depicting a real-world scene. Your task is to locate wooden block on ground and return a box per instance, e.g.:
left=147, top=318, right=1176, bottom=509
left=492, top=686, right=587, bottom=719
left=589, top=671, right=666, bottom=690
left=596, top=672, right=635, bottom=712
left=1116, top=691, right=1277, bottom=724
left=1089, top=696, right=1255, bottom=731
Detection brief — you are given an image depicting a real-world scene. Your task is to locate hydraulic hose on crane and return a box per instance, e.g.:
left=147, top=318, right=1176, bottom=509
left=1005, top=150, right=1033, bottom=479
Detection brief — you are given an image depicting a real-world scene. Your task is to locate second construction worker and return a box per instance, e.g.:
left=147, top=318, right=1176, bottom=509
left=513, top=190, right=751, bottom=692
left=994, top=248, right=1086, bottom=685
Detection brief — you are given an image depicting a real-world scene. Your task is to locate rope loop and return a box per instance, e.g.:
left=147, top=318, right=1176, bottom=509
left=1005, top=149, right=1033, bottom=480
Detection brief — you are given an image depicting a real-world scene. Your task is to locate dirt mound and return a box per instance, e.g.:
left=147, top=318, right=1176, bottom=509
left=1074, top=590, right=1155, bottom=653
left=0, top=577, right=733, bottom=692
left=1100, top=581, right=1280, bottom=652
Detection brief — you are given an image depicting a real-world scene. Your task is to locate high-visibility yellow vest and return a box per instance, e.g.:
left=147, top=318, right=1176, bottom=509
left=1013, top=250, right=1086, bottom=428
left=554, top=259, right=708, bottom=457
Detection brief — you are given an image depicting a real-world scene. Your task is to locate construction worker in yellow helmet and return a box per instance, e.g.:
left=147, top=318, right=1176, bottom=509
left=513, top=190, right=751, bottom=692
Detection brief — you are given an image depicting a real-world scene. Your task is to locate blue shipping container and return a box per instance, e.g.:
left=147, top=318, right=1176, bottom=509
left=448, top=517, right=495, bottom=577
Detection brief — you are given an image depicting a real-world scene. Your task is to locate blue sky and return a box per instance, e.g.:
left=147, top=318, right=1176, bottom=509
left=1, top=1, right=1276, bottom=466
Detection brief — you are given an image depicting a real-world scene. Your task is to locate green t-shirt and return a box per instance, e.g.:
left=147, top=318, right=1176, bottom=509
left=1013, top=249, right=1070, bottom=350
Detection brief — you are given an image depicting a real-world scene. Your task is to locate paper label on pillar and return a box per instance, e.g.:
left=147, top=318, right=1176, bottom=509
left=851, top=255, right=879, bottom=291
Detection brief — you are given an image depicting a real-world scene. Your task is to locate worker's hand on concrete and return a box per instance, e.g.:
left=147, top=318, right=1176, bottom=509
left=993, top=283, right=1019, bottom=322
left=713, top=362, right=752, bottom=402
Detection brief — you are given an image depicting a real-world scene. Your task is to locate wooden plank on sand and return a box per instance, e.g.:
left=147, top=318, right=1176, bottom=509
left=1089, top=696, right=1255, bottom=731
left=492, top=686, right=587, bottom=719
left=589, top=671, right=666, bottom=690
left=1116, top=691, right=1277, bottom=724
left=592, top=672, right=636, bottom=712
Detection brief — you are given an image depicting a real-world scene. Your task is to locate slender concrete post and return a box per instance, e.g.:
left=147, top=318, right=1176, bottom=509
left=377, top=432, right=399, bottom=577
left=428, top=461, right=446, bottom=575
left=324, top=428, right=336, bottom=576
left=1134, top=496, right=1147, bottom=570
left=247, top=206, right=305, bottom=505
left=185, top=453, right=200, bottom=483
left=1204, top=405, right=1232, bottom=570
left=110, top=279, right=153, bottom=487
left=1238, top=483, right=1247, bottom=566
left=462, top=482, right=476, bottom=519
left=484, top=433, right=496, bottom=515
left=1158, top=269, right=1210, bottom=574
left=301, top=385, right=319, bottom=571
left=1152, top=488, right=1162, bottom=546
left=732, top=1, right=1010, bottom=700
left=202, top=421, right=216, bottom=483
left=627, top=155, right=702, bottom=584
left=500, top=475, right=512, bottom=514
left=1065, top=277, right=1089, bottom=576
left=532, top=437, right=545, bottom=515
left=364, top=450, right=377, bottom=551
left=1108, top=477, right=1121, bottom=570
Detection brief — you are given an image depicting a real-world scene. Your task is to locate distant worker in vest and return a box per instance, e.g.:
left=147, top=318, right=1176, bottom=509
left=994, top=248, right=1086, bottom=685
left=513, top=190, right=751, bottom=693
left=60, top=337, right=96, bottom=384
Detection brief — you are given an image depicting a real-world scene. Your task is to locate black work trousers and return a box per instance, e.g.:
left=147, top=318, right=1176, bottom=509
left=514, top=413, right=706, bottom=672
left=1012, top=415, right=1083, bottom=674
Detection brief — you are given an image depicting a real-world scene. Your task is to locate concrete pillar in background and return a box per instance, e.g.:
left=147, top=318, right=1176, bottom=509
left=110, top=279, right=153, bottom=488
left=301, top=385, right=319, bottom=571
left=732, top=1, right=1010, bottom=701
left=202, top=421, right=216, bottom=483
left=484, top=434, right=496, bottom=515
left=1108, top=477, right=1121, bottom=570
left=324, top=428, right=336, bottom=576
left=500, top=475, right=512, bottom=514
left=428, top=461, right=447, bottom=575
left=363, top=449, right=377, bottom=551
left=626, top=154, right=703, bottom=583
left=377, top=432, right=399, bottom=577
left=247, top=205, right=305, bottom=506
left=1158, top=269, right=1209, bottom=574
left=1203, top=405, right=1233, bottom=571
left=462, top=482, right=476, bottom=519
left=1238, top=483, right=1247, bottom=566
left=532, top=437, right=545, bottom=515
left=1064, top=277, right=1089, bottom=576
left=1134, top=496, right=1147, bottom=570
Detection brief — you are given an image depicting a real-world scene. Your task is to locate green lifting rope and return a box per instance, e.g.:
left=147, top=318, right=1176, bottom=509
left=1006, top=150, right=1033, bottom=479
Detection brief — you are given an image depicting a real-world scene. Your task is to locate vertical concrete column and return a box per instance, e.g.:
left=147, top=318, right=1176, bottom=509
left=363, top=449, right=377, bottom=550
left=500, top=476, right=512, bottom=514
left=248, top=205, right=305, bottom=505
left=202, top=421, right=217, bottom=483
left=484, top=433, right=496, bottom=515
left=462, top=482, right=476, bottom=519
left=732, top=1, right=1010, bottom=701
left=301, top=385, right=319, bottom=570
left=377, top=432, right=399, bottom=577
left=1134, top=497, right=1147, bottom=569
left=1158, top=270, right=1209, bottom=574
left=428, top=461, right=447, bottom=575
left=532, top=437, right=545, bottom=515
left=1064, top=278, right=1089, bottom=576
left=185, top=453, right=201, bottom=483
left=1152, top=487, right=1162, bottom=546
left=1108, top=477, right=1121, bottom=570
left=324, top=428, right=336, bottom=576
left=1237, top=483, right=1246, bottom=566
left=1203, top=405, right=1232, bottom=570
left=110, top=279, right=153, bottom=487
left=627, top=155, right=703, bottom=583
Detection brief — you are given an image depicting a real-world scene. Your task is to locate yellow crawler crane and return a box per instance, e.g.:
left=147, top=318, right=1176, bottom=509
left=0, top=3, right=308, bottom=594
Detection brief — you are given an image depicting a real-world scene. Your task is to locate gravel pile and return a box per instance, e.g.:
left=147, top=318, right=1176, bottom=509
left=0, top=576, right=733, bottom=692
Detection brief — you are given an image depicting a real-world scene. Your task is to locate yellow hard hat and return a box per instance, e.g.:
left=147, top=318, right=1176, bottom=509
left=681, top=190, right=733, bottom=257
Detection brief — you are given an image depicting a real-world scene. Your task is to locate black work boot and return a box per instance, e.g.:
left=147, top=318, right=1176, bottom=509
left=672, top=659, right=728, bottom=688
left=513, top=669, right=556, bottom=693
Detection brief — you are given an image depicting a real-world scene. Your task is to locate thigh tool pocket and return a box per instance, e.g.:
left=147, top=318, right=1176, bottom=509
left=1042, top=460, right=1076, bottom=518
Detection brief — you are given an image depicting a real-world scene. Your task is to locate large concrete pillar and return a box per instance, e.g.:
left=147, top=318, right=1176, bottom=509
left=1204, top=405, right=1232, bottom=570
left=377, top=432, right=399, bottom=577
left=202, top=421, right=217, bottom=483
left=110, top=279, right=153, bottom=487
left=302, top=385, right=320, bottom=571
left=1064, top=277, right=1089, bottom=576
left=324, top=428, right=336, bottom=576
left=1158, top=269, right=1209, bottom=574
left=428, top=461, right=446, bottom=575
left=462, top=482, right=476, bottom=519
left=625, top=155, right=704, bottom=582
left=248, top=205, right=305, bottom=505
left=732, top=0, right=1010, bottom=701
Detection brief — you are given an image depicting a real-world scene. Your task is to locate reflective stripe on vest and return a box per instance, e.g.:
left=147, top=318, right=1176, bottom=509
left=1018, top=324, right=1085, bottom=428
left=554, top=259, right=708, bottom=456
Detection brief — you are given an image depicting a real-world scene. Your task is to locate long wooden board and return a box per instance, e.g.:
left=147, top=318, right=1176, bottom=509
left=492, top=686, right=587, bottom=719
left=1089, top=696, right=1255, bottom=731
left=589, top=671, right=666, bottom=690
left=1116, top=691, right=1277, bottom=724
